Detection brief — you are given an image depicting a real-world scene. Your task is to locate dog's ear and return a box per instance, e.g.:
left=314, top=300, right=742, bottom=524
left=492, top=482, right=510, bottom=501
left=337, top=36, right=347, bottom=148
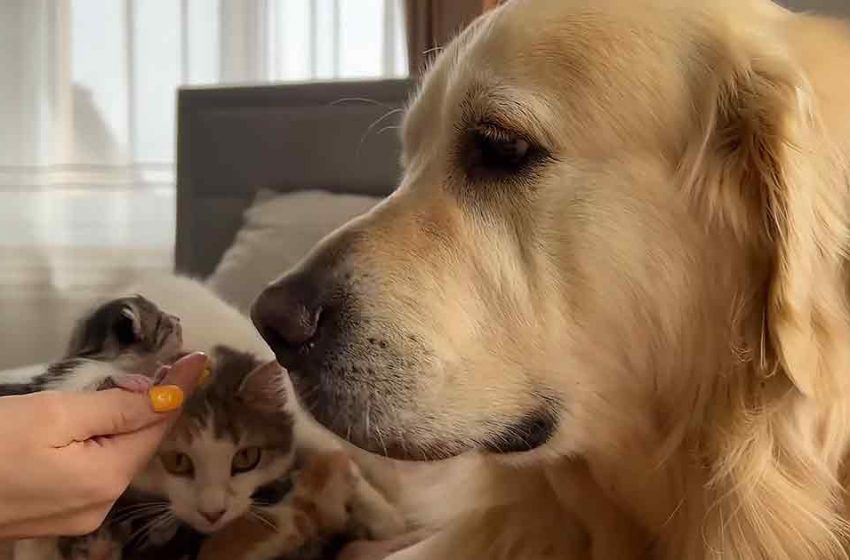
left=681, top=46, right=849, bottom=397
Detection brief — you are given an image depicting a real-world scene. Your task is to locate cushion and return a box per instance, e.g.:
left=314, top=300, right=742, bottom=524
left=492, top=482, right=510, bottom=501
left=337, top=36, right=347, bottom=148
left=207, top=190, right=380, bottom=313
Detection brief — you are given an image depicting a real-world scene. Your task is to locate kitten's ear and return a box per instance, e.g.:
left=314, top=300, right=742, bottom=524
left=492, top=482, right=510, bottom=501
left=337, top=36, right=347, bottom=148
left=237, top=361, right=288, bottom=412
left=116, top=305, right=144, bottom=345
left=66, top=299, right=141, bottom=357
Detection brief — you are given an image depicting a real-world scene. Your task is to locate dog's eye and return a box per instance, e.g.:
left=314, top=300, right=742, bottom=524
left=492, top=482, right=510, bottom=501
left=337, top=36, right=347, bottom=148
left=463, top=123, right=541, bottom=181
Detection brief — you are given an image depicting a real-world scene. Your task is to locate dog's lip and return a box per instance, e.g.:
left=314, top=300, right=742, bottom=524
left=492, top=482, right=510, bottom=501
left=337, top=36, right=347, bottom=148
left=285, top=365, right=557, bottom=461
left=281, top=364, right=455, bottom=461
left=481, top=407, right=559, bottom=454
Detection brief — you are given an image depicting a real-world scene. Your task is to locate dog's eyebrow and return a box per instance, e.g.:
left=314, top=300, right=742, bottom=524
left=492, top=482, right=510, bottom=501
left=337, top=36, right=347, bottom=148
left=460, top=85, right=558, bottom=149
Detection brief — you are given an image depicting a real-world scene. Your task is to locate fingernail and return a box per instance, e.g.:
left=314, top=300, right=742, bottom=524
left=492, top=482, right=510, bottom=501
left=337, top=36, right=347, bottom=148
left=192, top=351, right=208, bottom=362
left=149, top=385, right=185, bottom=412
left=199, top=363, right=212, bottom=385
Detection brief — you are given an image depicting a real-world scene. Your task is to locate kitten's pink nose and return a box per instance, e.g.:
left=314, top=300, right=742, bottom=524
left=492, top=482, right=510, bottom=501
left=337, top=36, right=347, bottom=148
left=200, top=509, right=225, bottom=524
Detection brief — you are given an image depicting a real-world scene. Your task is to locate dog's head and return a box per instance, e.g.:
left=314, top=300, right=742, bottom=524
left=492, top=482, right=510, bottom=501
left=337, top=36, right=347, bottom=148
left=253, top=0, right=850, bottom=461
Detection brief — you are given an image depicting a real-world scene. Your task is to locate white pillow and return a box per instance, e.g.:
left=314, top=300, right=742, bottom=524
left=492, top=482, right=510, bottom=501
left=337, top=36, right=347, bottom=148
left=207, top=190, right=380, bottom=313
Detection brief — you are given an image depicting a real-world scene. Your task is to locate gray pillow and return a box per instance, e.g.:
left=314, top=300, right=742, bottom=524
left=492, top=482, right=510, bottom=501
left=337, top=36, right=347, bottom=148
left=207, top=189, right=380, bottom=313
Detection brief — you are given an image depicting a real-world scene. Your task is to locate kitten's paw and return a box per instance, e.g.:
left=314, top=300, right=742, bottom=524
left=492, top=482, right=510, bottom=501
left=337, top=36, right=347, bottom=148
left=337, top=530, right=431, bottom=560
left=348, top=465, right=407, bottom=540
left=99, top=373, right=154, bottom=393
left=366, top=508, right=408, bottom=541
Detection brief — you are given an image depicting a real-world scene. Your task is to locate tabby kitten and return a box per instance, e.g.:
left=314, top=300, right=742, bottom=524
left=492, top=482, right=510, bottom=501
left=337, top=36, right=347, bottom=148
left=198, top=450, right=402, bottom=560
left=109, top=344, right=404, bottom=560
left=111, top=344, right=297, bottom=558
left=13, top=344, right=294, bottom=560
left=0, top=294, right=182, bottom=395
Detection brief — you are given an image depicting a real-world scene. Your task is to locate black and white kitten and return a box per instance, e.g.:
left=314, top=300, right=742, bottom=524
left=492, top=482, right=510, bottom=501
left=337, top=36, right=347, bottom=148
left=112, top=344, right=297, bottom=559
left=0, top=295, right=182, bottom=396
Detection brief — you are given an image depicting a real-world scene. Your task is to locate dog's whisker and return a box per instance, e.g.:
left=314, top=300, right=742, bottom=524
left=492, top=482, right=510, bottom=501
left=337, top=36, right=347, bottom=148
left=357, top=107, right=405, bottom=156
left=377, top=124, right=402, bottom=135
left=364, top=398, right=372, bottom=442
left=385, top=399, right=409, bottom=456
left=329, top=97, right=386, bottom=107
left=376, top=424, right=389, bottom=458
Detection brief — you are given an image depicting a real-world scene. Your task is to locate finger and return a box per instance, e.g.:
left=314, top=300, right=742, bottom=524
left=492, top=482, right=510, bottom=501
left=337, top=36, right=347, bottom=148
left=46, top=390, right=173, bottom=448
left=48, top=352, right=207, bottom=447
left=91, top=416, right=176, bottom=475
left=158, top=352, right=207, bottom=395
left=85, top=353, right=208, bottom=472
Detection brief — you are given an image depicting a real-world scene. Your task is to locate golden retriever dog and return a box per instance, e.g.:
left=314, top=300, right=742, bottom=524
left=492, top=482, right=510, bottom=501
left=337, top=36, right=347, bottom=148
left=252, top=0, right=850, bottom=557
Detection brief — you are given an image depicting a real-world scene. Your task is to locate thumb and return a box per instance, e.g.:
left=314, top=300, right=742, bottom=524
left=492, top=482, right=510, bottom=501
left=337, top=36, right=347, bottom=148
left=93, top=352, right=208, bottom=473
left=50, top=352, right=207, bottom=447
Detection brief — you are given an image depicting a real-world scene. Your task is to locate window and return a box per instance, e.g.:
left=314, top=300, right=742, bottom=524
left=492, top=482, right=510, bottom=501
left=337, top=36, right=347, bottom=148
left=0, top=0, right=408, bottom=369
left=1, top=0, right=407, bottom=187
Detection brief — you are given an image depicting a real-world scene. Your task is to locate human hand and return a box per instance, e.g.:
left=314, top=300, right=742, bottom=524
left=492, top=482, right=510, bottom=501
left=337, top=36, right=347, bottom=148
left=0, top=352, right=207, bottom=539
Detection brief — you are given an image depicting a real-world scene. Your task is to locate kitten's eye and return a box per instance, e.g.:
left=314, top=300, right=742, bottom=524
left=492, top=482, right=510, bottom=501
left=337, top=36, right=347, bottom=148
left=463, top=123, right=538, bottom=181
left=232, top=446, right=262, bottom=474
left=160, top=451, right=194, bottom=477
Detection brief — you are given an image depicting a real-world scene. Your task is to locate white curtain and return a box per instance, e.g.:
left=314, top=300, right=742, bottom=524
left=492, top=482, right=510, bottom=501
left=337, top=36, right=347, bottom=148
left=0, top=0, right=407, bottom=369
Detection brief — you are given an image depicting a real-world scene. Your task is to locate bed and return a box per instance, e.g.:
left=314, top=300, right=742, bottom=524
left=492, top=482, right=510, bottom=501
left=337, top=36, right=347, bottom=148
left=0, top=79, right=414, bottom=560
left=175, top=78, right=413, bottom=280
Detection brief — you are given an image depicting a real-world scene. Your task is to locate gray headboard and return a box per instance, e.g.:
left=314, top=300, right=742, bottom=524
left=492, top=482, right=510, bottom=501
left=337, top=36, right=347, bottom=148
left=778, top=0, right=850, bottom=15
left=175, top=79, right=414, bottom=278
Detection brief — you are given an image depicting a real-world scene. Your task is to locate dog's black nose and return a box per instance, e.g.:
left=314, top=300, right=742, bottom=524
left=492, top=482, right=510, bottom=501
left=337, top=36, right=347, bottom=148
left=251, top=274, right=323, bottom=363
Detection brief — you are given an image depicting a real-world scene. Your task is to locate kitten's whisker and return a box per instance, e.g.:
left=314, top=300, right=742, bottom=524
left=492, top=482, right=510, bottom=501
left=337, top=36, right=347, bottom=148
left=111, top=500, right=169, bottom=516
left=252, top=499, right=281, bottom=507
left=126, top=511, right=169, bottom=547
left=110, top=504, right=169, bottom=524
left=112, top=500, right=169, bottom=513
left=249, top=508, right=279, bottom=532
left=110, top=509, right=165, bottom=527
left=139, top=511, right=174, bottom=549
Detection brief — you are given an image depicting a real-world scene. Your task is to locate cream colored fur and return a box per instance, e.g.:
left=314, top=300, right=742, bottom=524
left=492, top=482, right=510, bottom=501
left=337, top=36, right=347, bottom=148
left=316, top=0, right=850, bottom=558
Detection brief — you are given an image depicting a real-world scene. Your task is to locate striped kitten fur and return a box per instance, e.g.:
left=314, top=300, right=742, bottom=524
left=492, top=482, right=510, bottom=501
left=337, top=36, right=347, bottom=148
left=0, top=294, right=182, bottom=396
left=198, top=450, right=407, bottom=560
left=119, top=344, right=403, bottom=560
left=13, top=344, right=296, bottom=560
